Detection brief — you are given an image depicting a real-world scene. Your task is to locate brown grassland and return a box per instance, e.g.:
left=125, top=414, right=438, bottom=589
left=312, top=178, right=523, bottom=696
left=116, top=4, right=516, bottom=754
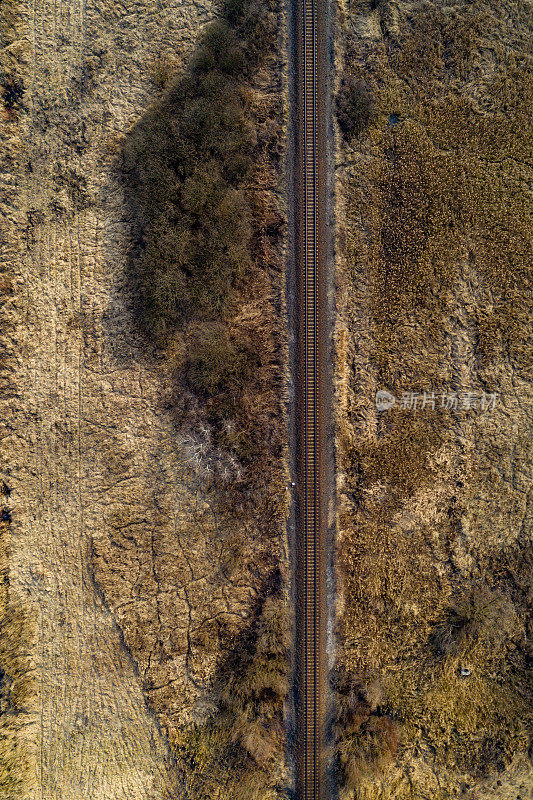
left=0, top=0, right=36, bottom=794
left=112, top=0, right=291, bottom=796
left=0, top=515, right=35, bottom=798
left=334, top=0, right=532, bottom=797
left=0, top=0, right=290, bottom=793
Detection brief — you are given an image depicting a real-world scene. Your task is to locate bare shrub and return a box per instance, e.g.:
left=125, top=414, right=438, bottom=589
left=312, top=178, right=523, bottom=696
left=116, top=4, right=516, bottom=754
left=336, top=76, right=374, bottom=140
left=175, top=586, right=289, bottom=798
left=430, top=585, right=519, bottom=658
left=337, top=714, right=401, bottom=791
left=184, top=326, right=259, bottom=398
left=332, top=668, right=400, bottom=791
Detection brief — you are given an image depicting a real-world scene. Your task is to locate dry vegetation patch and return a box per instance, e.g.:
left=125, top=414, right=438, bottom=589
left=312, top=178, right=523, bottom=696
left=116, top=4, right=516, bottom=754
left=172, top=592, right=289, bottom=799
left=335, top=0, right=532, bottom=796
left=88, top=0, right=290, bottom=794
left=0, top=2, right=36, bottom=794
left=121, top=0, right=286, bottom=490
left=0, top=575, right=35, bottom=799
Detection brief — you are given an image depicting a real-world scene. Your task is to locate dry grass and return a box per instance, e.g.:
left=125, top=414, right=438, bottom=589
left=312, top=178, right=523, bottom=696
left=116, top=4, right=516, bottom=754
left=336, top=0, right=533, bottom=794
left=117, top=0, right=288, bottom=794
left=171, top=592, right=289, bottom=799
left=0, top=3, right=36, bottom=789
left=333, top=669, right=402, bottom=790
left=339, top=2, right=532, bottom=383
left=0, top=524, right=36, bottom=798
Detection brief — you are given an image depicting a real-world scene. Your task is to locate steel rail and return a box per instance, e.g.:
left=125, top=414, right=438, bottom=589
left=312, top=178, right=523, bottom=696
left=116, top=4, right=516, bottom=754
left=299, top=0, right=323, bottom=794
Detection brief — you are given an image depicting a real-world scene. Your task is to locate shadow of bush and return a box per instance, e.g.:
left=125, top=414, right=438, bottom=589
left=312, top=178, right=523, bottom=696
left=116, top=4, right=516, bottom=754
left=173, top=570, right=290, bottom=799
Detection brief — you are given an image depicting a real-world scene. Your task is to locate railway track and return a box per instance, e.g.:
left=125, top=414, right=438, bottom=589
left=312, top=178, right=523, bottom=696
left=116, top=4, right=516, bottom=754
left=293, top=0, right=328, bottom=795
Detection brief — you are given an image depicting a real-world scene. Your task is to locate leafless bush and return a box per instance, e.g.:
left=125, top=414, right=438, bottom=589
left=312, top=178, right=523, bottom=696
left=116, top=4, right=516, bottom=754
left=430, top=585, right=518, bottom=658
left=176, top=588, right=289, bottom=798
left=336, top=76, right=374, bottom=140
